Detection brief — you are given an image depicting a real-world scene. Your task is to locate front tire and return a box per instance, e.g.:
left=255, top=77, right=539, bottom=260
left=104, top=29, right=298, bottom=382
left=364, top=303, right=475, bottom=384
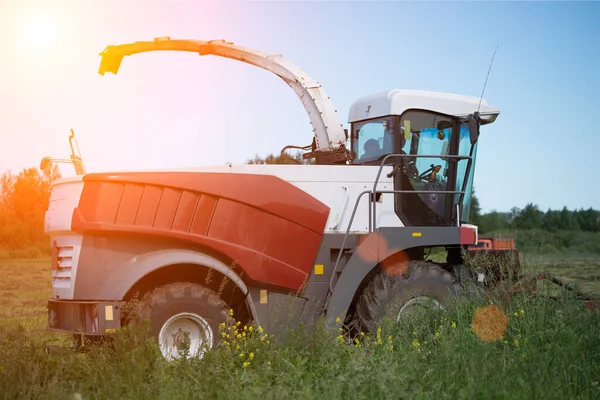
left=354, top=260, right=463, bottom=333
left=136, top=282, right=231, bottom=361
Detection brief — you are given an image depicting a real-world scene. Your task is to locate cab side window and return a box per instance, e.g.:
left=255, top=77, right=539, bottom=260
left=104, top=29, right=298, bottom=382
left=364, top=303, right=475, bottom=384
left=354, top=119, right=394, bottom=163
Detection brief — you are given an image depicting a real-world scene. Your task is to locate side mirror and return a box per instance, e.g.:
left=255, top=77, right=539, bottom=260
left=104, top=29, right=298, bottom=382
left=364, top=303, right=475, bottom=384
left=468, top=112, right=480, bottom=144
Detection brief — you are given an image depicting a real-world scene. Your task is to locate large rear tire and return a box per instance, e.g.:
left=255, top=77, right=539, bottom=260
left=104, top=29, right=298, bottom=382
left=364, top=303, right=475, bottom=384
left=136, top=282, right=231, bottom=361
left=354, top=260, right=464, bottom=333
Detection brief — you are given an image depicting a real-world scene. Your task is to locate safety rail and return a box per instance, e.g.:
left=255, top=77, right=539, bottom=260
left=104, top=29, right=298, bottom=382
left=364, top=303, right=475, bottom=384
left=370, top=153, right=472, bottom=232
left=329, top=153, right=472, bottom=294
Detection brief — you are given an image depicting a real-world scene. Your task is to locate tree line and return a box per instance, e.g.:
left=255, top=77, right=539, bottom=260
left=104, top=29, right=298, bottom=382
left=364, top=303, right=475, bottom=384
left=469, top=188, right=600, bottom=234
left=0, top=164, right=61, bottom=258
left=0, top=154, right=598, bottom=258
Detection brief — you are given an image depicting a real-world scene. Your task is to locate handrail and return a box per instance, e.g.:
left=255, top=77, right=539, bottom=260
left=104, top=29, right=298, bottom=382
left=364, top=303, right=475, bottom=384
left=329, top=153, right=472, bottom=295
left=370, top=153, right=471, bottom=231
left=330, top=186, right=351, bottom=230
left=329, top=187, right=466, bottom=292
left=330, top=190, right=372, bottom=293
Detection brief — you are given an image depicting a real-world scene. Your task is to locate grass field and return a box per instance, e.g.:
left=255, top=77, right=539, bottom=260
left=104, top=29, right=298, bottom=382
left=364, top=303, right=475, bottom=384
left=1, top=256, right=599, bottom=399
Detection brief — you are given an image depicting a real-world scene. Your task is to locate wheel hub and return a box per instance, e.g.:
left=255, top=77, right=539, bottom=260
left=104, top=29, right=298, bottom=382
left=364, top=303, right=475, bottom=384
left=172, top=328, right=188, bottom=349
left=396, top=296, right=444, bottom=322
left=158, top=312, right=214, bottom=361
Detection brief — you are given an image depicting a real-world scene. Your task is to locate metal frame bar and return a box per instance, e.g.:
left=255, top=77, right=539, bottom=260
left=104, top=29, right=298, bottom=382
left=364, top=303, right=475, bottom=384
left=371, top=153, right=472, bottom=231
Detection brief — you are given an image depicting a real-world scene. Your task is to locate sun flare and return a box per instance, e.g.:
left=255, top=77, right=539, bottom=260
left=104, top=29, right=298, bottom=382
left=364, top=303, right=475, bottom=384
left=22, top=14, right=55, bottom=47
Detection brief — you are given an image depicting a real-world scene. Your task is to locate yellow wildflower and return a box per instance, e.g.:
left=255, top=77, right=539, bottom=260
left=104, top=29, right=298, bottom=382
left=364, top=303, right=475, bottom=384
left=249, top=352, right=255, bottom=360
left=451, top=321, right=457, bottom=329
left=243, top=361, right=250, bottom=367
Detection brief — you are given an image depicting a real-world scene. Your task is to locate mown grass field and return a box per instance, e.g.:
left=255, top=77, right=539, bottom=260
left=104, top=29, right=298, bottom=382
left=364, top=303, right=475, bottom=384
left=1, top=256, right=599, bottom=399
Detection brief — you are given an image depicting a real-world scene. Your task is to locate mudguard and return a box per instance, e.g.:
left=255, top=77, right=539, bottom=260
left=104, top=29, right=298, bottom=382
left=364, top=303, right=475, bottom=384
left=72, top=171, right=330, bottom=292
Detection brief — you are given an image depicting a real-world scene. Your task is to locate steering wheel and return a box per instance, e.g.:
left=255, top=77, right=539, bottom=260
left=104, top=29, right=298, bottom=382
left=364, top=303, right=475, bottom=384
left=417, top=164, right=442, bottom=182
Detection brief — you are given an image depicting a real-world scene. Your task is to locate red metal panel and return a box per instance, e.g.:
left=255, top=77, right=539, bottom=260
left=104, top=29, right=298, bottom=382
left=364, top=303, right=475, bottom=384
left=208, top=199, right=323, bottom=273
left=72, top=171, right=330, bottom=292
left=172, top=191, right=198, bottom=232
left=154, top=188, right=181, bottom=230
left=190, top=195, right=217, bottom=236
left=78, top=182, right=124, bottom=224
left=115, top=183, right=144, bottom=225
left=459, top=226, right=476, bottom=245
left=134, top=186, right=163, bottom=227
left=82, top=172, right=328, bottom=234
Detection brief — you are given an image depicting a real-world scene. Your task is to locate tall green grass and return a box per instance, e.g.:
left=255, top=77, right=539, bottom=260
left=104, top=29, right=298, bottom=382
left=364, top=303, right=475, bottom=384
left=1, top=284, right=599, bottom=399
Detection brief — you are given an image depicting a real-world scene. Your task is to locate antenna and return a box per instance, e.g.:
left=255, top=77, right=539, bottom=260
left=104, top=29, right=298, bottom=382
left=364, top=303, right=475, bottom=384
left=477, top=43, right=499, bottom=114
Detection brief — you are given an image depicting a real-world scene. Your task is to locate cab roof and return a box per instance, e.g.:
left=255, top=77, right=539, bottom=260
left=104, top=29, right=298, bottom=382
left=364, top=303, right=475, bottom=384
left=348, top=89, right=500, bottom=124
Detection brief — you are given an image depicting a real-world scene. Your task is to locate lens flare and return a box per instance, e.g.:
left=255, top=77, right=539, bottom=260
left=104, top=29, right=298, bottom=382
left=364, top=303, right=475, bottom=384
left=471, top=304, right=507, bottom=342
left=22, top=14, right=55, bottom=48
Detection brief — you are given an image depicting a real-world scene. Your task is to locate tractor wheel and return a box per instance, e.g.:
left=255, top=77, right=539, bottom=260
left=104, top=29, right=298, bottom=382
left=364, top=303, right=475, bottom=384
left=354, top=260, right=464, bottom=334
left=135, top=282, right=232, bottom=361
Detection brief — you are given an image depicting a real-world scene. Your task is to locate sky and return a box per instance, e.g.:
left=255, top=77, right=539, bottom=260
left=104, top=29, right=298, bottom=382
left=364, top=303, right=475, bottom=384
left=0, top=0, right=599, bottom=213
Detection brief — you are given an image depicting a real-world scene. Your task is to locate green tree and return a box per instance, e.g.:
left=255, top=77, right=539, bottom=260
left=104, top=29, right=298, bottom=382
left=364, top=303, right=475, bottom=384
left=574, top=208, right=600, bottom=232
left=246, top=150, right=315, bottom=165
left=469, top=187, right=482, bottom=226
left=512, top=203, right=543, bottom=230
left=478, top=211, right=507, bottom=233
left=542, top=209, right=561, bottom=232
left=0, top=165, right=61, bottom=251
left=557, top=206, right=579, bottom=231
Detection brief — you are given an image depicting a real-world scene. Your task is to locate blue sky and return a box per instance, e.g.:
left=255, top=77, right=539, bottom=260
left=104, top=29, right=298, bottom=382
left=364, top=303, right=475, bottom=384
left=0, top=0, right=598, bottom=213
